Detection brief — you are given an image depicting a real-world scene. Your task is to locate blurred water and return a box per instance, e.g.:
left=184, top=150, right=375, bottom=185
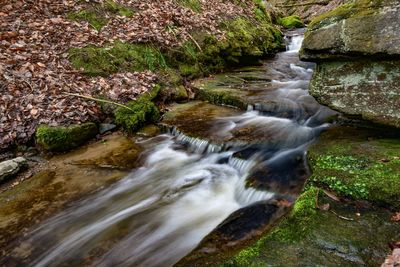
left=4, top=31, right=336, bottom=267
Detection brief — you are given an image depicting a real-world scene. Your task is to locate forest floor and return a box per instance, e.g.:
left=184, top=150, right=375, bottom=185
left=0, top=0, right=258, bottom=150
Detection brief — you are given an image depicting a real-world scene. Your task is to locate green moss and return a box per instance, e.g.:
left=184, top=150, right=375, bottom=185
left=166, top=16, right=282, bottom=78
left=36, top=123, right=98, bottom=152
left=67, top=10, right=108, bottom=31
left=267, top=187, right=320, bottom=242
left=223, top=187, right=320, bottom=266
left=69, top=41, right=167, bottom=76
left=308, top=128, right=400, bottom=208
left=177, top=0, right=202, bottom=12
left=104, top=0, right=134, bottom=17
left=197, top=88, right=247, bottom=109
left=67, top=1, right=134, bottom=31
left=114, top=86, right=161, bottom=132
left=277, top=15, right=304, bottom=29
left=308, top=0, right=384, bottom=29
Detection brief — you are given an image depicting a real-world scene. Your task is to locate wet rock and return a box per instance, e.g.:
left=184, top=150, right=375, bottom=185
left=382, top=248, right=400, bottom=267
left=36, top=122, right=98, bottom=152
left=308, top=125, right=400, bottom=208
left=137, top=124, right=161, bottom=137
left=223, top=188, right=400, bottom=267
left=0, top=133, right=142, bottom=250
left=176, top=198, right=291, bottom=266
left=161, top=101, right=240, bottom=142
left=301, top=0, right=400, bottom=60
left=0, top=157, right=28, bottom=183
left=300, top=0, right=400, bottom=127
left=99, top=123, right=116, bottom=134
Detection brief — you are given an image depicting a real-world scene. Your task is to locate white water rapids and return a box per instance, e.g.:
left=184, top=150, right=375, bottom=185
left=6, top=32, right=336, bottom=267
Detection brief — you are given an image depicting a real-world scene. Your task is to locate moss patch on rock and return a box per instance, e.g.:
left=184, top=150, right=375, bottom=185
left=36, top=123, right=98, bottom=152
left=308, top=126, right=400, bottom=208
left=277, top=15, right=304, bottom=29
left=308, top=0, right=387, bottom=29
left=114, top=86, right=161, bottom=132
left=223, top=186, right=399, bottom=267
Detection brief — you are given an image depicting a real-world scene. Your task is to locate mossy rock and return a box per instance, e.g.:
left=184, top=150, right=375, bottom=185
left=114, top=86, right=161, bottom=132
left=224, top=186, right=400, bottom=266
left=36, top=123, right=98, bottom=152
left=277, top=15, right=304, bottom=29
left=67, top=1, right=134, bottom=31
left=308, top=126, right=400, bottom=208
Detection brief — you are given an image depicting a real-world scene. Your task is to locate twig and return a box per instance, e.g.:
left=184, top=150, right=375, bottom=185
left=23, top=80, right=34, bottom=91
left=187, top=33, right=203, bottom=52
left=330, top=210, right=354, bottom=221
left=226, top=75, right=246, bottom=83
left=63, top=92, right=135, bottom=112
left=276, top=1, right=329, bottom=7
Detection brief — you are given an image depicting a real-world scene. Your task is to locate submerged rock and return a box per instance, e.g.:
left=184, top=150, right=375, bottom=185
left=0, top=157, right=27, bottom=183
left=300, top=0, right=400, bottom=127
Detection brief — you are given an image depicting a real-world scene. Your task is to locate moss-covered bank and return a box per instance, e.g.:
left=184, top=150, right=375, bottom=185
left=220, top=125, right=400, bottom=266
left=222, top=186, right=399, bottom=267
left=308, top=125, right=400, bottom=208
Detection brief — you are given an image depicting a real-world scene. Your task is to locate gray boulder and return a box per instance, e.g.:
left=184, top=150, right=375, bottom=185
left=0, top=157, right=28, bottom=183
left=300, top=0, right=400, bottom=127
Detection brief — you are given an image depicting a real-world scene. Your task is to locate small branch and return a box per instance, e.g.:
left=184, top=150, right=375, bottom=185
left=187, top=33, right=203, bottom=52
left=276, top=1, right=329, bottom=7
left=330, top=210, right=354, bottom=221
left=63, top=93, right=135, bottom=112
left=226, top=75, right=246, bottom=83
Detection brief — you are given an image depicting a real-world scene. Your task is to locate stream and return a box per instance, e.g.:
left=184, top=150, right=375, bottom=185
left=2, top=31, right=337, bottom=267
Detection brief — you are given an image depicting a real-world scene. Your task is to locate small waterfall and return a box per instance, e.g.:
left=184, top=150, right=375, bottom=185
left=287, top=34, right=304, bottom=52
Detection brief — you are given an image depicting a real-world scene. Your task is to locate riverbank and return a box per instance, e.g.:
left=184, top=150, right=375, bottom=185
left=0, top=0, right=283, bottom=153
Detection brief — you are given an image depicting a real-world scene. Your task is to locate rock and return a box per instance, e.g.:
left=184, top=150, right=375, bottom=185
left=300, top=0, right=400, bottom=128
left=176, top=198, right=291, bottom=266
left=310, top=60, right=400, bottom=127
left=137, top=124, right=160, bottom=137
left=223, top=187, right=400, bottom=267
left=270, top=0, right=347, bottom=22
left=0, top=157, right=27, bottom=183
left=301, top=0, right=400, bottom=60
left=0, top=133, right=143, bottom=250
left=308, top=125, right=400, bottom=208
left=36, top=122, right=98, bottom=152
left=99, top=123, right=116, bottom=134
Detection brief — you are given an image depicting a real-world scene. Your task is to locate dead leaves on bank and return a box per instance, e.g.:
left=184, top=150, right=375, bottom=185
left=0, top=0, right=259, bottom=149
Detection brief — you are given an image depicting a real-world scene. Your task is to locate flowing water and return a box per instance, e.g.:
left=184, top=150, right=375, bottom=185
left=3, top=31, right=337, bottom=267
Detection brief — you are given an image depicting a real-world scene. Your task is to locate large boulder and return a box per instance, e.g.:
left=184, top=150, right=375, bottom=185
left=301, top=0, right=400, bottom=60
left=300, top=0, right=400, bottom=127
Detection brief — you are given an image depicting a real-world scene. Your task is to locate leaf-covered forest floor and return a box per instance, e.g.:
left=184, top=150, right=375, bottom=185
left=0, top=0, right=263, bottom=150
